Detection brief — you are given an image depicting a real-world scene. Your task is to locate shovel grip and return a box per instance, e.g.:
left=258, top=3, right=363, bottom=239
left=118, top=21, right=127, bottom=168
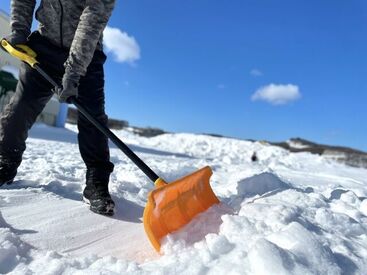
left=1, top=39, right=39, bottom=68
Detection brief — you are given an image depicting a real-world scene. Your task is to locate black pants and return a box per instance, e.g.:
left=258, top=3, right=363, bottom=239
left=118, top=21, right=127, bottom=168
left=0, top=32, right=114, bottom=178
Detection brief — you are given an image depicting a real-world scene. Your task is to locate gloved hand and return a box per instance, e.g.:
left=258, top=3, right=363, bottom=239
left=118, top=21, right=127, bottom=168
left=4, top=31, right=28, bottom=46
left=54, top=71, right=80, bottom=103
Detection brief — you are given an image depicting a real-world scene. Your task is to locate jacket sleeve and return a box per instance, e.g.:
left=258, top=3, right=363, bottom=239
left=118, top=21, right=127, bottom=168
left=64, top=0, right=116, bottom=77
left=10, top=0, right=36, bottom=36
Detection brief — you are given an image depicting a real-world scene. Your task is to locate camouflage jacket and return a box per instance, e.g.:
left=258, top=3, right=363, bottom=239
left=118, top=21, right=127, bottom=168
left=10, top=0, right=116, bottom=77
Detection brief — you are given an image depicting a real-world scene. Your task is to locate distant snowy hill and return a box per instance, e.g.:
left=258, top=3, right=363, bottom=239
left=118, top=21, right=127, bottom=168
left=0, top=123, right=366, bottom=274
left=67, top=110, right=367, bottom=169
left=271, top=138, right=367, bottom=169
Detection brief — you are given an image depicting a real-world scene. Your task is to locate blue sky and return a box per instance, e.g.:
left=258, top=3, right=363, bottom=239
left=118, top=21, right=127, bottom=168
left=1, top=1, right=366, bottom=151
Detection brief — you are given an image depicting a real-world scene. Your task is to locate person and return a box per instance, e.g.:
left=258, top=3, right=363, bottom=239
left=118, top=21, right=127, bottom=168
left=0, top=0, right=116, bottom=216
left=251, top=151, right=258, bottom=162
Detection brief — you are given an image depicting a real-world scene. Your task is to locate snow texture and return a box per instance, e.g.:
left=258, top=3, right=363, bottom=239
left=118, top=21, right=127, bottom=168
left=0, top=123, right=366, bottom=274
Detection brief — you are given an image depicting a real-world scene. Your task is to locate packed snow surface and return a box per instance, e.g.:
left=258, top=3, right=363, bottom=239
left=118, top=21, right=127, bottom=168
left=0, top=123, right=366, bottom=274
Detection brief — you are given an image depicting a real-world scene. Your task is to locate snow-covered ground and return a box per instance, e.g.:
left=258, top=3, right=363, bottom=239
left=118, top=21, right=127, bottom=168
left=0, top=123, right=366, bottom=274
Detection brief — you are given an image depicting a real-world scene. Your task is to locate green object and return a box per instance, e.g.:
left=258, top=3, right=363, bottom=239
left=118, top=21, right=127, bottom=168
left=0, top=70, right=18, bottom=96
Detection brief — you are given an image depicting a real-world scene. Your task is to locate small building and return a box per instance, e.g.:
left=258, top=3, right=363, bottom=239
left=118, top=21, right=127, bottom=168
left=0, top=10, right=68, bottom=128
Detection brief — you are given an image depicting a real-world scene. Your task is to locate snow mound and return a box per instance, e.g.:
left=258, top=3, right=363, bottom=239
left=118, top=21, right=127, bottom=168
left=267, top=222, right=340, bottom=274
left=237, top=172, right=291, bottom=197
left=0, top=228, right=28, bottom=274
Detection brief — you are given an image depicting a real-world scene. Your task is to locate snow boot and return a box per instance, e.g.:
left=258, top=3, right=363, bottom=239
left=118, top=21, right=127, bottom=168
left=82, top=168, right=115, bottom=216
left=0, top=158, right=19, bottom=186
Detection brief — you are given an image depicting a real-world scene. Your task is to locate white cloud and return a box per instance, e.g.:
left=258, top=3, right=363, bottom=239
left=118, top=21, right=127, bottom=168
left=103, top=26, right=140, bottom=64
left=250, top=69, right=263, bottom=77
left=251, top=83, right=301, bottom=105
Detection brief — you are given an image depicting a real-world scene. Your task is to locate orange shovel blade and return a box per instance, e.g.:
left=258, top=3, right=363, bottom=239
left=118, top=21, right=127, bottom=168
left=143, top=166, right=220, bottom=252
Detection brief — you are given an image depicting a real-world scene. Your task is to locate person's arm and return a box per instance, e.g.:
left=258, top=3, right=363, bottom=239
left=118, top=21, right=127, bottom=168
left=10, top=0, right=36, bottom=37
left=64, top=0, right=116, bottom=77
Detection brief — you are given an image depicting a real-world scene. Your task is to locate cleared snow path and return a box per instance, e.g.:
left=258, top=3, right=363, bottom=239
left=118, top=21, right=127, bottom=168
left=1, top=124, right=157, bottom=264
left=1, top=187, right=154, bottom=262
left=0, top=123, right=366, bottom=274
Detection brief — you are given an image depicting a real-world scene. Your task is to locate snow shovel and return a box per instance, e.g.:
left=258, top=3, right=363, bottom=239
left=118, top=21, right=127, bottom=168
left=1, top=39, right=220, bottom=252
